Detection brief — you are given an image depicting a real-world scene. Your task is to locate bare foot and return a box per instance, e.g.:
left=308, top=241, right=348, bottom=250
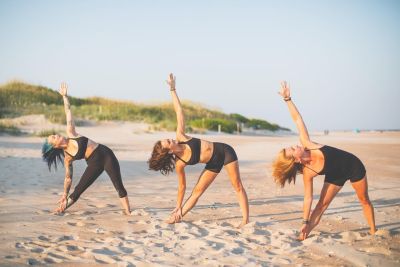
left=123, top=210, right=132, bottom=216
left=237, top=221, right=249, bottom=228
left=165, top=215, right=182, bottom=224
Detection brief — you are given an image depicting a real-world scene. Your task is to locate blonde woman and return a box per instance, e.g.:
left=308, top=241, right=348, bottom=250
left=272, top=81, right=376, bottom=240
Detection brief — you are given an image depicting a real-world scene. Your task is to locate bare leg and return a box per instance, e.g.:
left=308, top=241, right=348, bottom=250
left=180, top=170, right=218, bottom=218
left=224, top=160, right=249, bottom=227
left=306, top=182, right=342, bottom=236
left=351, top=176, right=376, bottom=234
left=119, top=196, right=131, bottom=215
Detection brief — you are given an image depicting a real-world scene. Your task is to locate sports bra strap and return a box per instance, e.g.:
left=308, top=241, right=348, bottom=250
left=175, top=154, right=188, bottom=164
left=302, top=164, right=319, bottom=174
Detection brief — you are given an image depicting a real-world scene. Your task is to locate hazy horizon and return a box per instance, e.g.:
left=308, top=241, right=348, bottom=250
left=1, top=0, right=399, bottom=131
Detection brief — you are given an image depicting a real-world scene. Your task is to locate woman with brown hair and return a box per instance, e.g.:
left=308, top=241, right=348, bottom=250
left=148, top=74, right=249, bottom=226
left=272, top=81, right=376, bottom=240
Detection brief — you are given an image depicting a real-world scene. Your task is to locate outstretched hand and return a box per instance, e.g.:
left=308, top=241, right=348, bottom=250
left=59, top=82, right=68, bottom=97
left=57, top=195, right=67, bottom=206
left=278, top=81, right=291, bottom=99
left=298, top=224, right=309, bottom=241
left=166, top=207, right=182, bottom=224
left=53, top=198, right=67, bottom=214
left=166, top=73, right=176, bottom=90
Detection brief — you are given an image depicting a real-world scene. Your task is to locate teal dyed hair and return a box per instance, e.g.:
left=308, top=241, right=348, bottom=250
left=42, top=139, right=53, bottom=154
left=42, top=138, right=64, bottom=171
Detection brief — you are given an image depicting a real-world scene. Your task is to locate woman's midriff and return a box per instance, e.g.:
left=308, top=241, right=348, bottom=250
left=199, top=140, right=214, bottom=163
left=84, top=139, right=99, bottom=159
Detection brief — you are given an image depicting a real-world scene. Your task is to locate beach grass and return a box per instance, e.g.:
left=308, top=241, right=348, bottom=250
left=0, top=81, right=289, bottom=133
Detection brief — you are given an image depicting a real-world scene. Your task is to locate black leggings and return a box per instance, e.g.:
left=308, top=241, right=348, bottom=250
left=69, top=144, right=127, bottom=202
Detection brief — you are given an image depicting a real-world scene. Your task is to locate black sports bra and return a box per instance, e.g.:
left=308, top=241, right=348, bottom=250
left=65, top=136, right=89, bottom=160
left=303, top=145, right=360, bottom=177
left=175, top=138, right=201, bottom=165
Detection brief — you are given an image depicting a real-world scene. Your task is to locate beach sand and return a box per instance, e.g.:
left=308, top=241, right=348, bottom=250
left=0, top=118, right=399, bottom=266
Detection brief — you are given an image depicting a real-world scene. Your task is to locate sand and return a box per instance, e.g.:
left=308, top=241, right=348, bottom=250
left=0, top=117, right=399, bottom=266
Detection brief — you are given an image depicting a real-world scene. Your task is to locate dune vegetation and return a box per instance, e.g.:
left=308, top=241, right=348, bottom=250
left=0, top=81, right=289, bottom=134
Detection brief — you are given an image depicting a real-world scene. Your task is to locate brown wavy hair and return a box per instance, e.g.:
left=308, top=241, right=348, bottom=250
left=272, top=149, right=302, bottom=187
left=148, top=141, right=176, bottom=175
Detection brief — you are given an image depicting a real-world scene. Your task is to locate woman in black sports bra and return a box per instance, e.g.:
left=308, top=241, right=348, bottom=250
left=272, top=81, right=376, bottom=240
left=148, top=74, right=249, bottom=226
left=42, top=82, right=132, bottom=215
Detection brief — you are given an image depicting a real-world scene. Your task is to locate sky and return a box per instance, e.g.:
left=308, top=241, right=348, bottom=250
left=0, top=0, right=399, bottom=131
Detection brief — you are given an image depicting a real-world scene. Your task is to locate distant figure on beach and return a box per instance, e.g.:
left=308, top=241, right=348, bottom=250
left=272, top=81, right=376, bottom=240
left=42, top=82, right=132, bottom=215
left=148, top=73, right=249, bottom=227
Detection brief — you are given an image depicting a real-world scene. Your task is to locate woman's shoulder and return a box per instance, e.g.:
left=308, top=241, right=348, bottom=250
left=176, top=133, right=192, bottom=143
left=305, top=142, right=324, bottom=150
left=67, top=132, right=81, bottom=139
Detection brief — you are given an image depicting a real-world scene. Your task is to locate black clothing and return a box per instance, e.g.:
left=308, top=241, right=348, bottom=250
left=304, top=146, right=366, bottom=186
left=176, top=138, right=238, bottom=173
left=65, top=136, right=89, bottom=160
left=205, top=142, right=238, bottom=173
left=69, top=144, right=127, bottom=202
left=176, top=138, right=201, bottom=165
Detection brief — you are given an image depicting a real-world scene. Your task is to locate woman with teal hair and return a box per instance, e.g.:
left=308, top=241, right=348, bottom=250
left=42, top=82, right=132, bottom=215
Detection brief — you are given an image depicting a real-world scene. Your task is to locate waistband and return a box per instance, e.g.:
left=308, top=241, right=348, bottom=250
left=85, top=144, right=104, bottom=162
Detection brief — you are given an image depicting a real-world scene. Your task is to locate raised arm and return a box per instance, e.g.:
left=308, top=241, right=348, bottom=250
left=279, top=81, right=316, bottom=148
left=59, top=82, right=78, bottom=137
left=167, top=73, right=189, bottom=141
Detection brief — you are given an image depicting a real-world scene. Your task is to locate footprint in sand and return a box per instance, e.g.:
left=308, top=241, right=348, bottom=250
left=135, top=220, right=151, bottom=225
left=15, top=242, right=25, bottom=249
left=340, top=231, right=363, bottom=242
left=92, top=227, right=107, bottom=234
left=179, top=235, right=190, bottom=240
left=43, top=257, right=58, bottom=264
left=45, top=252, right=67, bottom=262
left=27, top=258, right=41, bottom=265
left=4, top=255, right=19, bottom=259
left=35, top=209, right=51, bottom=215
left=89, top=203, right=117, bottom=209
left=74, top=210, right=96, bottom=216
left=161, top=229, right=176, bottom=238
left=30, top=248, right=44, bottom=253
left=38, top=235, right=51, bottom=241
left=130, top=209, right=149, bottom=216
left=224, top=229, right=240, bottom=236
left=58, top=245, right=85, bottom=252
left=91, top=248, right=119, bottom=264
left=67, top=221, right=86, bottom=227
left=118, top=246, right=134, bottom=254
left=231, top=247, right=245, bottom=255
left=207, top=241, right=225, bottom=251
left=55, top=235, right=75, bottom=242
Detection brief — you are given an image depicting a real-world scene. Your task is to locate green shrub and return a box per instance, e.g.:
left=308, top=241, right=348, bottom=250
left=190, top=118, right=237, bottom=133
left=35, top=129, right=58, bottom=137
left=0, top=81, right=289, bottom=133
left=0, top=122, right=22, bottom=135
